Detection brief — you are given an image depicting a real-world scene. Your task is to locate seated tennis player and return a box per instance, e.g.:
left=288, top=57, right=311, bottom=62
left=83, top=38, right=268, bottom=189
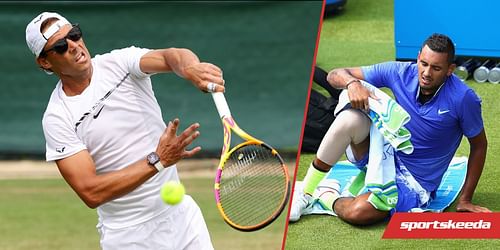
left=291, top=33, right=490, bottom=225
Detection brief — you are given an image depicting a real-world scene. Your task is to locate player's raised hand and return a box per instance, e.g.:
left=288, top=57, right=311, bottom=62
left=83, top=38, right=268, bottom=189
left=347, top=80, right=378, bottom=112
left=155, top=118, right=202, bottom=166
left=184, top=62, right=225, bottom=93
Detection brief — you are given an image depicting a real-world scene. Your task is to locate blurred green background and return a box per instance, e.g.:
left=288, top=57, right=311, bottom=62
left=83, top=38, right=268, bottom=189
left=0, top=1, right=322, bottom=157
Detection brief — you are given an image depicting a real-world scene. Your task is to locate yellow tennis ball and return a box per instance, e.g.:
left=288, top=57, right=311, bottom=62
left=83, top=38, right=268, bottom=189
left=160, top=181, right=185, bottom=205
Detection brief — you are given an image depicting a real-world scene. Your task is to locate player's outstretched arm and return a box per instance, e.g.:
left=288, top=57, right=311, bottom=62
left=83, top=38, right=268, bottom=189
left=139, top=48, right=225, bottom=92
left=55, top=119, right=200, bottom=208
left=456, top=129, right=491, bottom=213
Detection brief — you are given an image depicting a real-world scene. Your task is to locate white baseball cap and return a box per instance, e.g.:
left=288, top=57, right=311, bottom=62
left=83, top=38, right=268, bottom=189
left=26, top=12, right=71, bottom=58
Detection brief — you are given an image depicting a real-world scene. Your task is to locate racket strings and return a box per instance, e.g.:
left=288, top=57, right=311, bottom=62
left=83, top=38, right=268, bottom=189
left=220, top=144, right=288, bottom=228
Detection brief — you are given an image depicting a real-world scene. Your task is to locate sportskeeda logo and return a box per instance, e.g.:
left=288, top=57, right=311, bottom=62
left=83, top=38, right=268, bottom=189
left=400, top=220, right=491, bottom=231
left=383, top=213, right=500, bottom=238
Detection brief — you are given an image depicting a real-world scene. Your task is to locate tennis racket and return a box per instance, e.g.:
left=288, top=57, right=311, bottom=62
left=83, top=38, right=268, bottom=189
left=211, top=92, right=290, bottom=231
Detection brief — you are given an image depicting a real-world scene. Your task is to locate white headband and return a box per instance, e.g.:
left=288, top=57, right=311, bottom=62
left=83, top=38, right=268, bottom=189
left=26, top=12, right=71, bottom=58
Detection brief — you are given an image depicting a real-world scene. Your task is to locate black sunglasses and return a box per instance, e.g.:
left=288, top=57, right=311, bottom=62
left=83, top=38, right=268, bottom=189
left=39, top=24, right=83, bottom=58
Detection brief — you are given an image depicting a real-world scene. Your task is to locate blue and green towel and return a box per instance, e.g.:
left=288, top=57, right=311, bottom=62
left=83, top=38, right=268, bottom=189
left=334, top=80, right=413, bottom=154
left=333, top=81, right=413, bottom=210
left=363, top=124, right=399, bottom=211
left=296, top=157, right=467, bottom=216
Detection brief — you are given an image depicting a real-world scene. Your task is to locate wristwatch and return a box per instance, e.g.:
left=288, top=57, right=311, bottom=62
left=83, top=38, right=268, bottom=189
left=147, top=152, right=164, bottom=172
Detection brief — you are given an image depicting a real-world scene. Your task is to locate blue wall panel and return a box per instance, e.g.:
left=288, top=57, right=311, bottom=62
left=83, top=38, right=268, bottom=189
left=395, top=0, right=500, bottom=60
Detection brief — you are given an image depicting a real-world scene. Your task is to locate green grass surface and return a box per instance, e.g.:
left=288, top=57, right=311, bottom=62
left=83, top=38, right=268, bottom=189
left=0, top=177, right=287, bottom=250
left=286, top=0, right=500, bottom=249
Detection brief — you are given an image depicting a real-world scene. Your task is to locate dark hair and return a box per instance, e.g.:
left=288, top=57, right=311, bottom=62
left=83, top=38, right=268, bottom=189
left=421, top=33, right=455, bottom=64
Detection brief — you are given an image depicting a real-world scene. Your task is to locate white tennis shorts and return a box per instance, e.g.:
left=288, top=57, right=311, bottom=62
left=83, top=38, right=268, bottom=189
left=97, top=195, right=213, bottom=250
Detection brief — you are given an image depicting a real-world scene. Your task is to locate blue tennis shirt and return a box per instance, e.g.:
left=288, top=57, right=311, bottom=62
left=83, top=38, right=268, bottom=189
left=362, top=61, right=483, bottom=192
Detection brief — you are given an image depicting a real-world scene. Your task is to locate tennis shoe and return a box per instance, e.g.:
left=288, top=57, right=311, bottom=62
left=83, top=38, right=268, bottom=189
left=289, top=188, right=315, bottom=222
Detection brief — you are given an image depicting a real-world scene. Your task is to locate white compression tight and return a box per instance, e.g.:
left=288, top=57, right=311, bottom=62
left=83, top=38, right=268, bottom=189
left=316, top=109, right=371, bottom=166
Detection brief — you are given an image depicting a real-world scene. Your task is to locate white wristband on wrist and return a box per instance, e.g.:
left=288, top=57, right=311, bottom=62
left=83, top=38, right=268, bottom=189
left=153, top=161, right=164, bottom=172
left=147, top=152, right=164, bottom=172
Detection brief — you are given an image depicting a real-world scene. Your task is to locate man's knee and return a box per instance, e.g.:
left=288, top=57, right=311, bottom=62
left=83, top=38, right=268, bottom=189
left=334, top=110, right=370, bottom=143
left=337, top=199, right=387, bottom=225
left=341, top=201, right=370, bottom=225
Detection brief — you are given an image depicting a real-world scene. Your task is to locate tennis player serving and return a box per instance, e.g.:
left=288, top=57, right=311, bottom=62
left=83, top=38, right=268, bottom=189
left=26, top=12, right=224, bottom=249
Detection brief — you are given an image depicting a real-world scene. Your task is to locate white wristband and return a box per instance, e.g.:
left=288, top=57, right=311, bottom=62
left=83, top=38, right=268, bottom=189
left=153, top=161, right=164, bottom=172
